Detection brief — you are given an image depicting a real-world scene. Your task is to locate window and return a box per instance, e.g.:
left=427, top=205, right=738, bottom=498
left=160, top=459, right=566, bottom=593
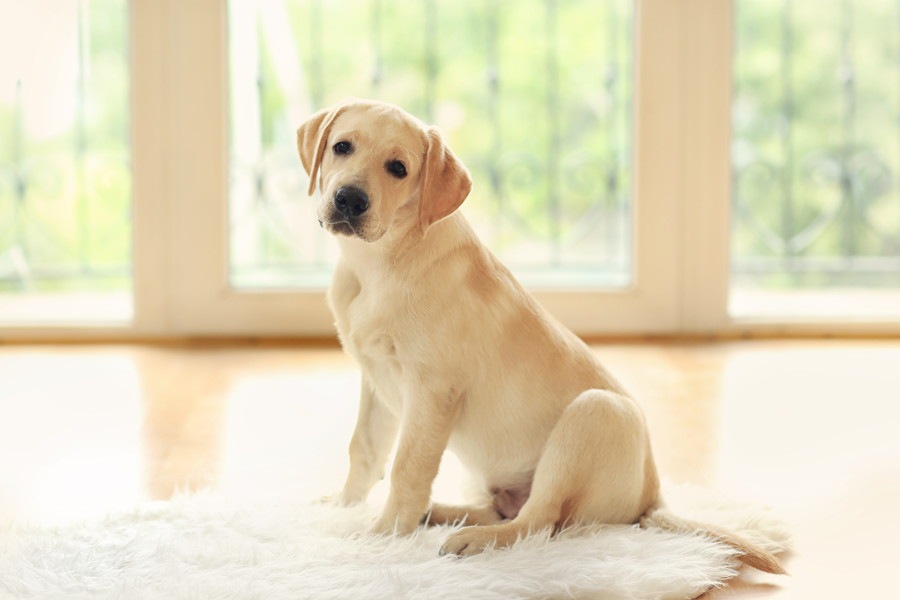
left=0, top=0, right=130, bottom=324
left=228, top=0, right=633, bottom=289
left=731, top=0, right=900, bottom=318
left=1, top=0, right=898, bottom=338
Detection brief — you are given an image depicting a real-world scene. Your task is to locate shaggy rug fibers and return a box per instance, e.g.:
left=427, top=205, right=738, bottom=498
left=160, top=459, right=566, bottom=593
left=0, top=489, right=789, bottom=600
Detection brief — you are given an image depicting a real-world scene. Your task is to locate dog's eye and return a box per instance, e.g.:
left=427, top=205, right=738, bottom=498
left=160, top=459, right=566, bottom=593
left=333, top=141, right=352, bottom=155
left=386, top=160, right=407, bottom=179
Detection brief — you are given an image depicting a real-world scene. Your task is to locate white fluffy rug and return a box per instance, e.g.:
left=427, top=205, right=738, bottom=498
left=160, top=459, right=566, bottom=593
left=0, top=490, right=789, bottom=600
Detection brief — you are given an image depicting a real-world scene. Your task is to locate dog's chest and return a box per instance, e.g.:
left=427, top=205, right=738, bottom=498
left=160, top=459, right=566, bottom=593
left=334, top=277, right=412, bottom=410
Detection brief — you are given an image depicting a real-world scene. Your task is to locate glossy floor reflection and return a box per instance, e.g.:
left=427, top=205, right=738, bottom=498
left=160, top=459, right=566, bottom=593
left=1, top=340, right=898, bottom=598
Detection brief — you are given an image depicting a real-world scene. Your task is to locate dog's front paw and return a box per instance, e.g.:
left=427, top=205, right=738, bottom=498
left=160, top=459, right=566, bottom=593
left=317, top=492, right=342, bottom=505
left=317, top=493, right=346, bottom=506
left=369, top=509, right=421, bottom=537
left=318, top=487, right=366, bottom=507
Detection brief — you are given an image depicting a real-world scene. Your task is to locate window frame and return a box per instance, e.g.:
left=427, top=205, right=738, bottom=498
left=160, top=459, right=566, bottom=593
left=3, top=0, right=899, bottom=340
left=167, top=0, right=683, bottom=337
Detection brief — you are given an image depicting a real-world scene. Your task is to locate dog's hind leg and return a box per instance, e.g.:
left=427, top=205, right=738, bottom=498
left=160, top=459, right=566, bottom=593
left=425, top=503, right=503, bottom=527
left=439, top=389, right=658, bottom=556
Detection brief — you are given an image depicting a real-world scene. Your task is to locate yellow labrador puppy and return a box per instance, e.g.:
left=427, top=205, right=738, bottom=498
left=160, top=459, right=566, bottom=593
left=296, top=99, right=784, bottom=574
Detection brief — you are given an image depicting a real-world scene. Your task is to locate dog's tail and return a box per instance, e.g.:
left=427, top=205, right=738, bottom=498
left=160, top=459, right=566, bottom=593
left=639, top=506, right=787, bottom=575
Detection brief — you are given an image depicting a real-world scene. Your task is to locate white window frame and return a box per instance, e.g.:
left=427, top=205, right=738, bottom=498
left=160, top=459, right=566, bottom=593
left=161, top=0, right=684, bottom=338
left=4, top=0, right=899, bottom=341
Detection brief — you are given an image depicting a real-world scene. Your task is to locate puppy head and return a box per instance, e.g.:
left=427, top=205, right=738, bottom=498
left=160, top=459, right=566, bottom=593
left=296, top=99, right=471, bottom=243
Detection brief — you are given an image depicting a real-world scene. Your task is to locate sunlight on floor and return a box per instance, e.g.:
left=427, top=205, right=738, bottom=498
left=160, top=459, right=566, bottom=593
left=1, top=341, right=899, bottom=598
left=0, top=351, right=142, bottom=523
left=714, top=347, right=900, bottom=598
left=218, top=369, right=358, bottom=501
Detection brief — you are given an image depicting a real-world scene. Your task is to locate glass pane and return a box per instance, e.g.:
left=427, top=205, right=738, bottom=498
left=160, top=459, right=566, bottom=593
left=228, top=0, right=632, bottom=289
left=0, top=0, right=131, bottom=323
left=732, top=0, right=900, bottom=317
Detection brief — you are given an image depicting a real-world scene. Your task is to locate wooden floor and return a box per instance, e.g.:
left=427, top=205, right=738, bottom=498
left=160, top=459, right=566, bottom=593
left=1, top=340, right=899, bottom=598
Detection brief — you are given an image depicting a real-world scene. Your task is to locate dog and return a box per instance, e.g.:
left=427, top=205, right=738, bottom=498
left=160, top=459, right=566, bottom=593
left=296, top=99, right=785, bottom=574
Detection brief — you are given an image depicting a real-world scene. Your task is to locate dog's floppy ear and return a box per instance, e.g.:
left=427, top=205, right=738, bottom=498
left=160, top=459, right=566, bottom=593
left=296, top=104, right=348, bottom=196
left=418, top=127, right=472, bottom=234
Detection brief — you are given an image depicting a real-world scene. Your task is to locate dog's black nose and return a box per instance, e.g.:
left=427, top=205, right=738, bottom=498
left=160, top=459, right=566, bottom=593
left=334, top=186, right=370, bottom=219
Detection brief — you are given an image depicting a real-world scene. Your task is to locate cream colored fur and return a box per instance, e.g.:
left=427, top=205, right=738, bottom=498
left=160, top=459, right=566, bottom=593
left=296, top=99, right=785, bottom=574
